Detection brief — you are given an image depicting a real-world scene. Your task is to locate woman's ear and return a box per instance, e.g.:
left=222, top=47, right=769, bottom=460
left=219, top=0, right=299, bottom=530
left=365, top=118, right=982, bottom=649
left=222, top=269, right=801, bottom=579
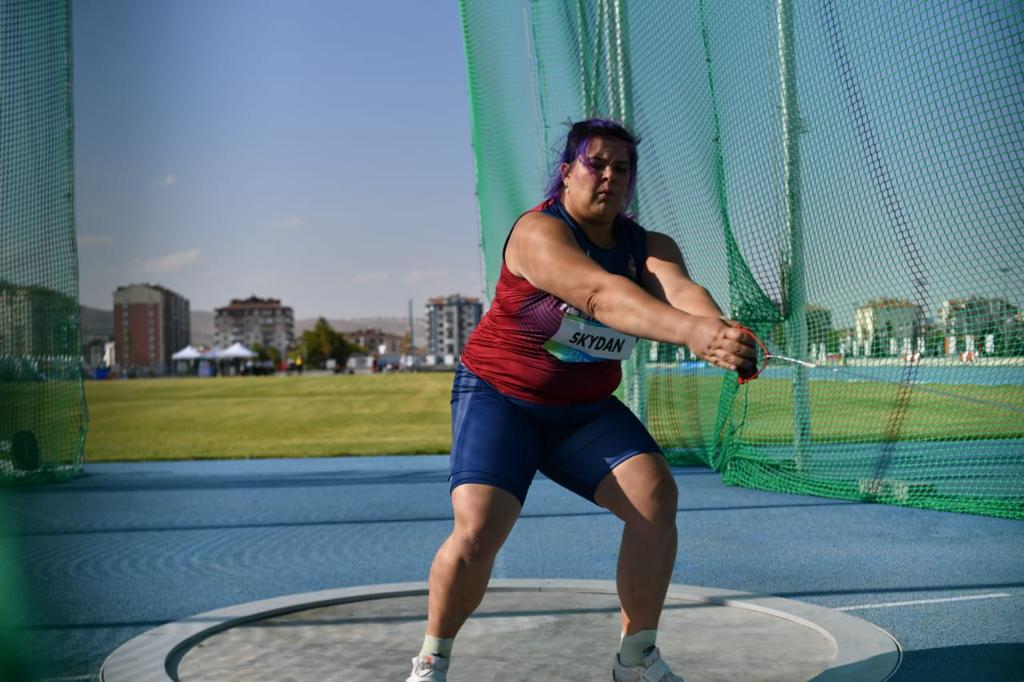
left=560, top=161, right=571, bottom=186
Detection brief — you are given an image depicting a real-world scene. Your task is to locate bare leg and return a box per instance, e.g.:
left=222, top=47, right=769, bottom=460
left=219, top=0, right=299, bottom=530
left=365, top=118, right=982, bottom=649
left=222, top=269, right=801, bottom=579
left=595, top=453, right=679, bottom=635
left=426, top=483, right=522, bottom=638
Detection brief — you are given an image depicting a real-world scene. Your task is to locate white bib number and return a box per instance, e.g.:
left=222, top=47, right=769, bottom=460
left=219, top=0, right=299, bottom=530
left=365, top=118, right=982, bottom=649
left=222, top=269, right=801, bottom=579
left=543, top=313, right=637, bottom=363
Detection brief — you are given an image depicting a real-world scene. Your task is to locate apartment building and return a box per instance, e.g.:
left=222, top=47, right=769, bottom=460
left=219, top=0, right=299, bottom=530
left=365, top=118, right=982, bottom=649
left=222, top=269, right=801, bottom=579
left=113, top=283, right=190, bottom=373
left=425, top=294, right=482, bottom=357
left=214, top=296, right=294, bottom=358
left=854, top=298, right=924, bottom=356
left=349, top=328, right=404, bottom=355
left=0, top=283, right=78, bottom=358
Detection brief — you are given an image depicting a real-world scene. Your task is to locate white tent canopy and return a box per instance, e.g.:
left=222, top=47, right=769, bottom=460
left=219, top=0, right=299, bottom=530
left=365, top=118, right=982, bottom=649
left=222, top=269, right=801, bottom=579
left=217, top=342, right=257, bottom=359
left=171, top=345, right=202, bottom=360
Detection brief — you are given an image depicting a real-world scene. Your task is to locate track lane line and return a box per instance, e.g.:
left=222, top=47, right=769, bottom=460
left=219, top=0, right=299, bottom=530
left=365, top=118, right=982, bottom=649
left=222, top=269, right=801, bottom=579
left=836, top=592, right=1014, bottom=611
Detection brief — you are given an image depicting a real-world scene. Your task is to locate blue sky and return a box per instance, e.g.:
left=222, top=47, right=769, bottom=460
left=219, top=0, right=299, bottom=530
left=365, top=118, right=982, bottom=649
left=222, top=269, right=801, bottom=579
left=72, top=1, right=1022, bottom=325
left=73, top=1, right=483, bottom=318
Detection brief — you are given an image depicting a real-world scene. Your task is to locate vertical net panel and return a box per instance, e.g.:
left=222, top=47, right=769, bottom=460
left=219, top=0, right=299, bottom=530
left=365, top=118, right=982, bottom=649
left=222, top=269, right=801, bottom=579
left=720, top=1, right=1024, bottom=519
left=0, top=0, right=85, bottom=483
left=460, top=0, right=1023, bottom=518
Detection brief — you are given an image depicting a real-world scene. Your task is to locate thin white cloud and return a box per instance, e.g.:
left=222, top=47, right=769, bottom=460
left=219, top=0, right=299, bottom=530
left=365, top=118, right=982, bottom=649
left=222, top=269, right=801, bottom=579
left=280, top=216, right=305, bottom=228
left=78, top=234, right=113, bottom=245
left=353, top=272, right=390, bottom=284
left=163, top=174, right=177, bottom=187
left=404, top=268, right=448, bottom=284
left=142, top=248, right=202, bottom=273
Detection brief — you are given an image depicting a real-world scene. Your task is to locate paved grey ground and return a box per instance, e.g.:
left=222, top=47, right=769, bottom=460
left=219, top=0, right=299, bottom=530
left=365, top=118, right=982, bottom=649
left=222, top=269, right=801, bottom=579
left=175, top=590, right=839, bottom=681
left=2, top=456, right=1022, bottom=680
left=103, top=581, right=898, bottom=681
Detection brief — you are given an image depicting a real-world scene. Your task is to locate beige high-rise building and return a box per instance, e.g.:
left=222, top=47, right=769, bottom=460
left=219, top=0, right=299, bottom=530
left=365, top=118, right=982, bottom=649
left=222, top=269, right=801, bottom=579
left=214, top=296, right=294, bottom=358
left=426, top=294, right=482, bottom=357
left=854, top=298, right=924, bottom=355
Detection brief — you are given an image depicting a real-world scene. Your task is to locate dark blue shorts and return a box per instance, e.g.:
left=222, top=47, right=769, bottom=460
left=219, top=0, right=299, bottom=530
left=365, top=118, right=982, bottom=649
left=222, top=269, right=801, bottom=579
left=449, top=363, right=662, bottom=506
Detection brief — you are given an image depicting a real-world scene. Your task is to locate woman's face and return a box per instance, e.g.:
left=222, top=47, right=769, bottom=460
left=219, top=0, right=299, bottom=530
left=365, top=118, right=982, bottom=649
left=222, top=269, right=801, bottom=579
left=561, top=136, right=632, bottom=224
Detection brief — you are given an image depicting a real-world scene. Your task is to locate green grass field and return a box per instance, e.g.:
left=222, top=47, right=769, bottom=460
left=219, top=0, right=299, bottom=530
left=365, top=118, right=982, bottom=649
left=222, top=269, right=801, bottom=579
left=80, top=373, right=1024, bottom=461
left=84, top=373, right=454, bottom=461
left=647, top=376, right=1024, bottom=450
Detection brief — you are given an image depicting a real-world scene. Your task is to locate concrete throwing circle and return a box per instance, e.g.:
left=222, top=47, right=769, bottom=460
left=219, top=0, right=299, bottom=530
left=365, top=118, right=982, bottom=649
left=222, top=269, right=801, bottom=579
left=101, top=580, right=900, bottom=681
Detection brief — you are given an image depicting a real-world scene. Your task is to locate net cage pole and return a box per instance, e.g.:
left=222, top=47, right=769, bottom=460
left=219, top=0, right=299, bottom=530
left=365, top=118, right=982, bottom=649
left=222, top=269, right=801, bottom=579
left=597, top=0, right=648, bottom=424
left=572, top=0, right=596, bottom=119
left=775, top=0, right=811, bottom=466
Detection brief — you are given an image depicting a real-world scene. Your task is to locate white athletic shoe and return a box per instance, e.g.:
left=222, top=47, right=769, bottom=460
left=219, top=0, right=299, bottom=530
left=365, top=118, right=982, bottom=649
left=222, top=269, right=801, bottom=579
left=612, top=646, right=684, bottom=681
left=407, top=654, right=449, bottom=681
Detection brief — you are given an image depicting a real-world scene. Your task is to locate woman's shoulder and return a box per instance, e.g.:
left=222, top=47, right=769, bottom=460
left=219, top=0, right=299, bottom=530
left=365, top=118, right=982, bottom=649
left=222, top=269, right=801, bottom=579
left=513, top=205, right=572, bottom=235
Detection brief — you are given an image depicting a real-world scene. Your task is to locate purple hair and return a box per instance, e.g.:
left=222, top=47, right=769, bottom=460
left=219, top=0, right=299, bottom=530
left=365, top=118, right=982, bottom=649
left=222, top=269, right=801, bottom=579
left=544, top=118, right=639, bottom=210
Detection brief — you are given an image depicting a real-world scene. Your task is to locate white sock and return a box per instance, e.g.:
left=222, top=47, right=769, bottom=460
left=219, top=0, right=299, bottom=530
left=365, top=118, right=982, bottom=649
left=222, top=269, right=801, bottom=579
left=419, top=634, right=454, bottom=660
left=618, top=629, right=658, bottom=667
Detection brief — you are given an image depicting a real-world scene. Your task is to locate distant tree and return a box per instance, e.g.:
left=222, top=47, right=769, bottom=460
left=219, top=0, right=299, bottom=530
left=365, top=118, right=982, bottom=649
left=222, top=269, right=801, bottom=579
left=924, top=326, right=943, bottom=356
left=1009, top=323, right=1024, bottom=357
left=656, top=340, right=679, bottom=363
left=771, top=322, right=787, bottom=353
left=805, top=304, right=833, bottom=350
left=827, top=328, right=848, bottom=354
left=870, top=328, right=884, bottom=357
left=267, top=345, right=281, bottom=366
left=251, top=343, right=280, bottom=366
left=868, top=320, right=895, bottom=356
left=300, top=317, right=360, bottom=368
left=990, top=329, right=1004, bottom=357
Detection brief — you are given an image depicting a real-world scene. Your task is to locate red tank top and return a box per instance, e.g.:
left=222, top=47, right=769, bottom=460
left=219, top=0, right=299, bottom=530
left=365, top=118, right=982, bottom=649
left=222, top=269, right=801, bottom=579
left=460, top=200, right=647, bottom=404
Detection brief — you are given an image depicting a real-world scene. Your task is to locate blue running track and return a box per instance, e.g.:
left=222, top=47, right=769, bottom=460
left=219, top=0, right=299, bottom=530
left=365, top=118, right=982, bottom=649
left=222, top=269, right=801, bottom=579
left=1, top=456, right=1021, bottom=680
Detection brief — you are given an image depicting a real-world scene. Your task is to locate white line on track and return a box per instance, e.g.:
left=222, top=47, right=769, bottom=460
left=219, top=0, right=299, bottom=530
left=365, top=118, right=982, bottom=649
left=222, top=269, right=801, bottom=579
left=836, top=592, right=1014, bottom=611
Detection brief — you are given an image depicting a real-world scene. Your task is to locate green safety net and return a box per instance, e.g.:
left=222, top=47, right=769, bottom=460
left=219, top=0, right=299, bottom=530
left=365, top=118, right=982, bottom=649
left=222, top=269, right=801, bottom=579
left=459, top=0, right=1023, bottom=518
left=0, top=0, right=85, bottom=484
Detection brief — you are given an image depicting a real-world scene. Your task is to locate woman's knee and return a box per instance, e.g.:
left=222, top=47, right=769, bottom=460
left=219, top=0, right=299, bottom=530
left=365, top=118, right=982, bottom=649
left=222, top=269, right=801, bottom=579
left=639, top=473, right=678, bottom=528
left=601, top=456, right=679, bottom=528
left=449, top=524, right=506, bottom=562
left=449, top=483, right=521, bottom=562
